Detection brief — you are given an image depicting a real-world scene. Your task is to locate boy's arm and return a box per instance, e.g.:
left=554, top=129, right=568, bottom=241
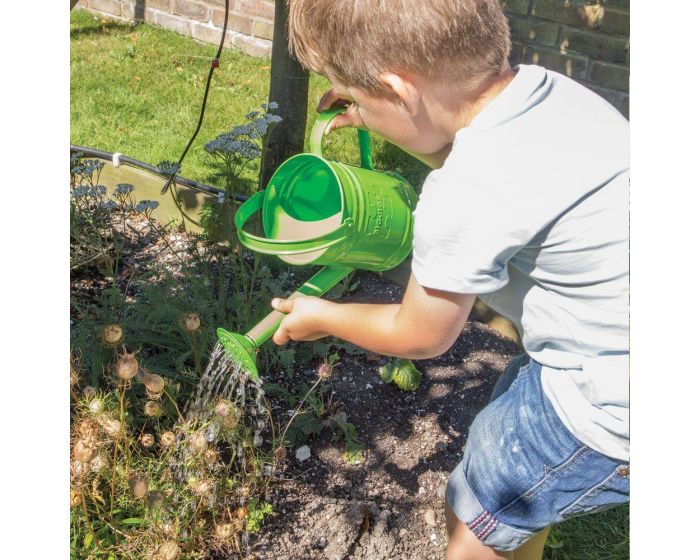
left=271, top=274, right=475, bottom=359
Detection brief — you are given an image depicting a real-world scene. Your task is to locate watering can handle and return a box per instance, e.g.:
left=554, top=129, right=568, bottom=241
left=235, top=190, right=352, bottom=255
left=310, top=107, right=373, bottom=170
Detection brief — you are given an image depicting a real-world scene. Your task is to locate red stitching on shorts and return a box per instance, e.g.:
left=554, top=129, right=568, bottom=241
left=469, top=511, right=489, bottom=530
left=476, top=517, right=498, bottom=541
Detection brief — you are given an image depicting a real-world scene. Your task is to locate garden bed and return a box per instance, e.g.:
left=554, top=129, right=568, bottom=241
left=248, top=270, right=520, bottom=560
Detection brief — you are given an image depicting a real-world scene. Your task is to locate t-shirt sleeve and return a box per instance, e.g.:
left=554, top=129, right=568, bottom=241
left=411, top=169, right=540, bottom=294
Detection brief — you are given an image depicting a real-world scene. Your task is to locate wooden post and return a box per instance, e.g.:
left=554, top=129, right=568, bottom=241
left=260, top=0, right=310, bottom=189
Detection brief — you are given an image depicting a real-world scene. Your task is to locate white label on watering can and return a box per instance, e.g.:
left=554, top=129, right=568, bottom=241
left=274, top=211, right=343, bottom=265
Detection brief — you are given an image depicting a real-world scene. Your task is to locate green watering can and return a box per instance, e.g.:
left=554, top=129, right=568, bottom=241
left=217, top=107, right=418, bottom=380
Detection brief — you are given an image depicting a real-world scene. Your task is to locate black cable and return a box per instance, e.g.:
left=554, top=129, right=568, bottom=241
left=161, top=0, right=230, bottom=194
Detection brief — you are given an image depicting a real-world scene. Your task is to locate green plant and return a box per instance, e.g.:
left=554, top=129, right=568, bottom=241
left=245, top=498, right=274, bottom=533
left=267, top=353, right=366, bottom=464
left=379, top=358, right=423, bottom=392
left=204, top=102, right=282, bottom=196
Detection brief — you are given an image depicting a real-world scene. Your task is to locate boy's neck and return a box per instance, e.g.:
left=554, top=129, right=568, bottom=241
left=431, top=67, right=517, bottom=141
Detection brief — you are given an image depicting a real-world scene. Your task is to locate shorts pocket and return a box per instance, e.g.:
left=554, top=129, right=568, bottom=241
left=560, top=464, right=630, bottom=519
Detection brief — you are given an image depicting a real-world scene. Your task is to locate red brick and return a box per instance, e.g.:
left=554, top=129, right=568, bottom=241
left=560, top=27, right=628, bottom=63
left=231, top=32, right=271, bottom=58
left=523, top=46, right=588, bottom=79
left=235, top=0, right=274, bottom=22
left=155, top=11, right=192, bottom=35
left=173, top=0, right=209, bottom=21
left=599, top=8, right=629, bottom=36
left=90, top=0, right=122, bottom=17
left=508, top=15, right=559, bottom=46
left=252, top=19, right=274, bottom=41
left=137, top=0, right=171, bottom=11
left=501, top=0, right=530, bottom=15
left=192, top=22, right=228, bottom=44
left=532, top=0, right=603, bottom=29
left=587, top=61, right=628, bottom=92
left=212, top=9, right=253, bottom=34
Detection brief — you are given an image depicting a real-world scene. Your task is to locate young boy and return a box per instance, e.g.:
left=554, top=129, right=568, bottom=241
left=272, top=2, right=629, bottom=559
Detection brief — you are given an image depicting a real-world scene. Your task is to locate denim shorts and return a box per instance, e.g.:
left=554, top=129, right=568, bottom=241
left=446, top=355, right=630, bottom=551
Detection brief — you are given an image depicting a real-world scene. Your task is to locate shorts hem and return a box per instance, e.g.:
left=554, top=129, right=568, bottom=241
left=446, top=463, right=534, bottom=551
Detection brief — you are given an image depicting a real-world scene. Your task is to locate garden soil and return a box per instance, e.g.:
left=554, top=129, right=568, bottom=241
left=249, top=271, right=521, bottom=560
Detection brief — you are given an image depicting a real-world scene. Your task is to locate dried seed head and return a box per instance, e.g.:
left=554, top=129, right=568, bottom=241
left=191, top=478, right=212, bottom=496
left=214, top=522, right=236, bottom=539
left=135, top=367, right=147, bottom=383
left=274, top=446, right=287, bottom=462
left=77, top=418, right=100, bottom=439
left=240, top=485, right=250, bottom=497
left=317, top=360, right=333, bottom=380
left=103, top=324, right=123, bottom=344
left=160, top=431, right=176, bottom=448
left=159, top=521, right=176, bottom=537
left=140, top=433, right=155, bottom=447
left=70, top=460, right=88, bottom=481
left=144, top=373, right=165, bottom=397
left=188, top=431, right=208, bottom=453
left=203, top=448, right=218, bottom=465
left=129, top=474, right=149, bottom=499
left=102, top=418, right=122, bottom=438
left=236, top=506, right=248, bottom=520
left=214, top=398, right=235, bottom=418
left=147, top=491, right=164, bottom=509
left=83, top=386, right=97, bottom=399
left=90, top=454, right=109, bottom=473
left=156, top=540, right=181, bottom=560
left=88, top=398, right=104, bottom=414
left=70, top=365, right=80, bottom=387
left=144, top=401, right=163, bottom=417
left=116, top=351, right=138, bottom=380
left=73, top=439, right=97, bottom=463
left=183, top=313, right=201, bottom=332
left=70, top=488, right=82, bottom=508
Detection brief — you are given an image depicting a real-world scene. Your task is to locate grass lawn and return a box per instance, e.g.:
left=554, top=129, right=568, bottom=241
left=70, top=8, right=429, bottom=190
left=70, top=9, right=629, bottom=559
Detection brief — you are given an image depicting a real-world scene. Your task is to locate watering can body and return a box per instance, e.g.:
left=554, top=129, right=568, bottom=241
left=235, top=107, right=417, bottom=272
left=217, top=108, right=418, bottom=379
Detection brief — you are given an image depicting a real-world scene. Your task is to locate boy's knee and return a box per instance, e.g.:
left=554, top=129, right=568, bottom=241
left=445, top=499, right=510, bottom=560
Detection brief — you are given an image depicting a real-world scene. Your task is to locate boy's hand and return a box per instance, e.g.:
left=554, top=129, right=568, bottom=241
left=271, top=296, right=332, bottom=345
left=317, top=87, right=365, bottom=133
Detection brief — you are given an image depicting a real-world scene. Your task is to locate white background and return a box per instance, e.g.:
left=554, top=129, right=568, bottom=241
left=0, top=2, right=696, bottom=557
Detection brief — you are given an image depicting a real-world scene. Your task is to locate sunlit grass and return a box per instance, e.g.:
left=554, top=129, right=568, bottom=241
left=70, top=9, right=429, bottom=189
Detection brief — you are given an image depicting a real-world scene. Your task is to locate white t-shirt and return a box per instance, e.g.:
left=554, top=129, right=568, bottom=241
left=411, top=65, right=629, bottom=461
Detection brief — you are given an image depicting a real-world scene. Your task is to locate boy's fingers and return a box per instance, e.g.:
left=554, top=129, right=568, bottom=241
left=272, top=325, right=290, bottom=345
left=326, top=103, right=363, bottom=134
left=317, top=88, right=352, bottom=113
left=271, top=298, right=293, bottom=313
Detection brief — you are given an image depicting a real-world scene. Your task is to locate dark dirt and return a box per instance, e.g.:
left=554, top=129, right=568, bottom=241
left=250, top=271, right=521, bottom=560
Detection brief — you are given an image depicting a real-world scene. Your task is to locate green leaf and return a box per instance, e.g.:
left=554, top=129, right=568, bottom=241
left=343, top=440, right=367, bottom=464
left=391, top=359, right=423, bottom=392
left=121, top=517, right=146, bottom=526
left=83, top=532, right=93, bottom=548
left=378, top=363, right=394, bottom=384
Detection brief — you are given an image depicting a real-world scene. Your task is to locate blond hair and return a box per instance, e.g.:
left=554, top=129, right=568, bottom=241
left=288, top=0, right=511, bottom=92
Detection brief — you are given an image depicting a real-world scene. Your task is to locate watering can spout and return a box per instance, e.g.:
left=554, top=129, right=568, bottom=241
left=217, top=265, right=353, bottom=379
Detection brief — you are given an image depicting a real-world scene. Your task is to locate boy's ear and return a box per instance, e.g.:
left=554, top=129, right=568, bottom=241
left=378, top=72, right=422, bottom=116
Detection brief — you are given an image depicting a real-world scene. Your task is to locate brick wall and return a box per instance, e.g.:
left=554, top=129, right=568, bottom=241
left=504, top=0, right=629, bottom=116
left=78, top=0, right=629, bottom=117
left=77, top=0, right=274, bottom=58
